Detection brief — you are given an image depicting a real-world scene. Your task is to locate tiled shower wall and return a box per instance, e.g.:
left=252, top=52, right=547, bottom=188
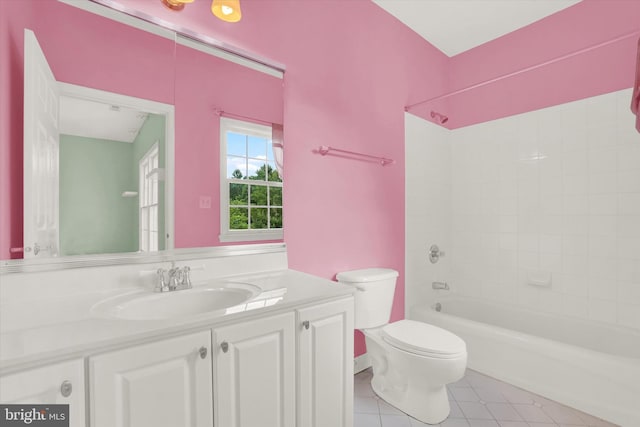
left=449, top=88, right=640, bottom=330
left=405, top=113, right=451, bottom=310
left=406, top=89, right=639, bottom=330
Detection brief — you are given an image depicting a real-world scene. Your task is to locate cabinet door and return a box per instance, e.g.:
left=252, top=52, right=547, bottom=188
left=297, top=297, right=354, bottom=427
left=0, top=359, right=85, bottom=427
left=89, top=331, right=212, bottom=427
left=214, top=312, right=295, bottom=427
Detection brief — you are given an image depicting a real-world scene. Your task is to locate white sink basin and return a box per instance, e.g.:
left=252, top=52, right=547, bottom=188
left=92, top=282, right=261, bottom=320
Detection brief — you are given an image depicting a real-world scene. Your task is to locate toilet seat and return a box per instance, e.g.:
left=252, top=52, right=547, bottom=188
left=381, top=320, right=466, bottom=359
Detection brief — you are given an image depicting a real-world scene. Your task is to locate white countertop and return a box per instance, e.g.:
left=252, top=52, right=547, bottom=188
left=0, top=269, right=354, bottom=374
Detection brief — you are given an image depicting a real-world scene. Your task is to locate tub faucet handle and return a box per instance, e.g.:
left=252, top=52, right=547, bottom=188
left=429, top=244, right=445, bottom=263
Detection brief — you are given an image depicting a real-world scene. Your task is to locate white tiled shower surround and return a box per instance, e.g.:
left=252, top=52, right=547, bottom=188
left=406, top=88, right=640, bottom=330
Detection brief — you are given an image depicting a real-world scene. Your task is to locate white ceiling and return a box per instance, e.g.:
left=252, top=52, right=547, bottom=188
left=373, top=0, right=581, bottom=57
left=60, top=96, right=149, bottom=143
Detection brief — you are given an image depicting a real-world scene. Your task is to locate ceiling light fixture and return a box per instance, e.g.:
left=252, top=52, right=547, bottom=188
left=160, top=0, right=242, bottom=23
left=161, top=0, right=194, bottom=12
left=211, top=0, right=242, bottom=22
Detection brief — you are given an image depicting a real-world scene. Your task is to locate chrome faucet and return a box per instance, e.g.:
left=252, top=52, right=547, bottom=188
left=155, top=266, right=192, bottom=292
left=432, top=281, right=449, bottom=290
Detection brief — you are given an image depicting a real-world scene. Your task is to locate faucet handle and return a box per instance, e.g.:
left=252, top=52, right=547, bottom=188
left=156, top=268, right=169, bottom=292
left=182, top=266, right=192, bottom=288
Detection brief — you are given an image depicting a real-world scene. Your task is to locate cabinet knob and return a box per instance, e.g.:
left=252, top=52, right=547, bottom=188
left=220, top=341, right=229, bottom=353
left=199, top=346, right=208, bottom=359
left=60, top=380, right=72, bottom=397
left=302, top=320, right=310, bottom=330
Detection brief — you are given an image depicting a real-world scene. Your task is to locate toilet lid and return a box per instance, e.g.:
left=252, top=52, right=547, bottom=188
left=381, top=320, right=466, bottom=358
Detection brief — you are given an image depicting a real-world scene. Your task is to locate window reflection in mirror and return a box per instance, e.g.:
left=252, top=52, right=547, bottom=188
left=220, top=118, right=283, bottom=243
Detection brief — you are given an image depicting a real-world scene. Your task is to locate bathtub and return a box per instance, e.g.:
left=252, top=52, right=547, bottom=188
left=410, top=296, right=640, bottom=427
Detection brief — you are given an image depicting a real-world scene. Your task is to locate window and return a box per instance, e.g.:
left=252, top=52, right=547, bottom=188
left=139, top=142, right=159, bottom=251
left=220, top=117, right=283, bottom=242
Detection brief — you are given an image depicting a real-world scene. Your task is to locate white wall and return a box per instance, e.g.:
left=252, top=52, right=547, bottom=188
left=406, top=89, right=640, bottom=330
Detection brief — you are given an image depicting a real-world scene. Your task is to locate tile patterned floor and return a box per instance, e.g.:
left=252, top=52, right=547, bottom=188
left=354, top=368, right=618, bottom=427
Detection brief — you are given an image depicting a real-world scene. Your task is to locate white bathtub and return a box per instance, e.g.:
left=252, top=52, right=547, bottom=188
left=410, top=296, right=640, bottom=427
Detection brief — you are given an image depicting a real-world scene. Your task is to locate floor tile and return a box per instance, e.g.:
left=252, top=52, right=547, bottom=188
left=355, top=396, right=381, bottom=414
left=449, top=401, right=466, bottom=419
left=474, top=387, right=508, bottom=403
left=512, top=403, right=554, bottom=423
left=440, top=419, right=471, bottom=427
left=485, top=403, right=523, bottom=422
left=379, top=399, right=405, bottom=415
left=575, top=411, right=619, bottom=427
left=381, top=414, right=413, bottom=427
left=499, top=387, right=536, bottom=405
left=457, top=402, right=495, bottom=420
left=542, top=404, right=587, bottom=425
left=466, top=420, right=500, bottom=427
left=451, top=387, right=481, bottom=402
left=355, top=380, right=377, bottom=397
left=354, top=368, right=619, bottom=427
left=355, top=412, right=382, bottom=427
left=464, top=370, right=504, bottom=389
left=450, top=376, right=473, bottom=388
left=497, top=422, right=529, bottom=427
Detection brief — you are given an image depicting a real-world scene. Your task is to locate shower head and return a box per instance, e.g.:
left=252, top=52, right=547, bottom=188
left=430, top=111, right=449, bottom=124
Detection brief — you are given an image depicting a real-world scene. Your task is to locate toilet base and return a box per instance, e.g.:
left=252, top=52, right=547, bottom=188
left=362, top=324, right=467, bottom=425
left=370, top=375, right=450, bottom=424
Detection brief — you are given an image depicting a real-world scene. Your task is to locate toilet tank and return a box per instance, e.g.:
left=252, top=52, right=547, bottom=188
left=336, top=268, right=399, bottom=329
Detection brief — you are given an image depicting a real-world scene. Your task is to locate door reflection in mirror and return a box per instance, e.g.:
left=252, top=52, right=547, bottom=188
left=58, top=98, right=167, bottom=256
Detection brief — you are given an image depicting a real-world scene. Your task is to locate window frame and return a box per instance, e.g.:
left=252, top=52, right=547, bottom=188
left=219, top=117, right=283, bottom=242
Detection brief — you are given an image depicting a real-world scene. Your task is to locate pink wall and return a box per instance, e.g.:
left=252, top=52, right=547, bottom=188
left=410, top=0, right=640, bottom=128
left=1, top=0, right=449, bottom=356
left=173, top=44, right=283, bottom=248
left=3, top=0, right=639, bottom=358
left=122, top=0, right=450, bottom=356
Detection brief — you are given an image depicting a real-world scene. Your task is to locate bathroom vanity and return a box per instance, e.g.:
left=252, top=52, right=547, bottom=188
left=0, top=244, right=354, bottom=427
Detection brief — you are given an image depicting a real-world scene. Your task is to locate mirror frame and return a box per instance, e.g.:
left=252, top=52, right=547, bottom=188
left=2, top=0, right=286, bottom=272
left=0, top=243, right=287, bottom=274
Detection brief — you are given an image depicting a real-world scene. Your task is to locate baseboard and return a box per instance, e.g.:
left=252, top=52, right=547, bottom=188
left=354, top=353, right=371, bottom=374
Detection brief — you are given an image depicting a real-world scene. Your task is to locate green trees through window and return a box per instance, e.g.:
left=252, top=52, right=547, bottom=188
left=229, top=164, right=282, bottom=230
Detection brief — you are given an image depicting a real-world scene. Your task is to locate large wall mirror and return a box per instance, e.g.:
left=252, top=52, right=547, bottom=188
left=1, top=0, right=284, bottom=264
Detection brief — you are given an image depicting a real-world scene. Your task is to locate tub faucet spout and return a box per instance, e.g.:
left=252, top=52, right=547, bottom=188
left=432, top=281, right=449, bottom=290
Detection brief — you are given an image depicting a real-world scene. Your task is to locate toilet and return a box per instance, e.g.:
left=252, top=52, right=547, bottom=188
left=337, top=268, right=467, bottom=425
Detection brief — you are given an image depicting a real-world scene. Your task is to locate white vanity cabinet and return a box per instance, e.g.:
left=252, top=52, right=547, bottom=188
left=89, top=330, right=213, bottom=427
left=213, top=311, right=296, bottom=427
left=0, top=292, right=353, bottom=427
left=297, top=297, right=354, bottom=427
left=0, top=359, right=86, bottom=427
